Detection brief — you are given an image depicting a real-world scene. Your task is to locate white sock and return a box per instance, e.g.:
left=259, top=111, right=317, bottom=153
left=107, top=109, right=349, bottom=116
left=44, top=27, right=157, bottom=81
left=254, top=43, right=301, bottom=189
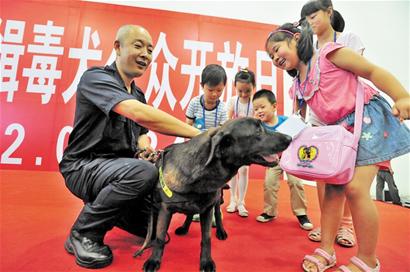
left=237, top=166, right=249, bottom=206
left=229, top=176, right=237, bottom=205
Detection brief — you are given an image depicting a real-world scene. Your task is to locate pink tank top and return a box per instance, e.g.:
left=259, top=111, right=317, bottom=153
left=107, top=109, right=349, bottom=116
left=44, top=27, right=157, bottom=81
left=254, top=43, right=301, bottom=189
left=289, top=43, right=377, bottom=124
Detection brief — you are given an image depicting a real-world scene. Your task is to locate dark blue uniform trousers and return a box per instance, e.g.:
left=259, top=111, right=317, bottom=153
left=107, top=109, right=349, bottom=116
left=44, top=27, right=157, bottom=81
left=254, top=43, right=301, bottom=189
left=63, top=158, right=158, bottom=242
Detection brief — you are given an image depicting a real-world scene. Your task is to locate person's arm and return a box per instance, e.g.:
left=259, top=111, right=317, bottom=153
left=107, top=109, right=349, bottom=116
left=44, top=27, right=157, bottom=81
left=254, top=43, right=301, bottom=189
left=113, top=99, right=200, bottom=138
left=227, top=107, right=234, bottom=119
left=227, top=97, right=235, bottom=119
left=185, top=118, right=194, bottom=126
left=220, top=103, right=228, bottom=125
left=328, top=47, right=410, bottom=120
left=185, top=97, right=197, bottom=127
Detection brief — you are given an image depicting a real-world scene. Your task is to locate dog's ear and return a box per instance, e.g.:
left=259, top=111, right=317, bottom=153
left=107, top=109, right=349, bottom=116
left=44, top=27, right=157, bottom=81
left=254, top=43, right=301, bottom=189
left=204, top=130, right=234, bottom=166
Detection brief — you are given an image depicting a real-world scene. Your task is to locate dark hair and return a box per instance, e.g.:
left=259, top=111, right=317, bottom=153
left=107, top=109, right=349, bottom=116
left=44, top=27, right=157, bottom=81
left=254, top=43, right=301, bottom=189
left=234, top=68, right=256, bottom=86
left=252, top=89, right=276, bottom=104
left=265, top=22, right=314, bottom=77
left=300, top=0, right=345, bottom=32
left=331, top=10, right=345, bottom=32
left=200, top=64, right=227, bottom=87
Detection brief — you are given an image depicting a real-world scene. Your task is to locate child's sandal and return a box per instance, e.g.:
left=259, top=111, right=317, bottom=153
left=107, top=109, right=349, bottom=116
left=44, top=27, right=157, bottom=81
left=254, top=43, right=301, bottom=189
left=336, top=226, right=355, bottom=247
left=302, top=248, right=336, bottom=272
left=308, top=227, right=321, bottom=242
left=338, top=256, right=380, bottom=272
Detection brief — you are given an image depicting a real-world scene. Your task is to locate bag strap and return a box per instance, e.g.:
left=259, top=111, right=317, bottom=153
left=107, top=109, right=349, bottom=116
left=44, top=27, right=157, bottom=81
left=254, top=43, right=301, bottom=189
left=352, top=80, right=365, bottom=147
left=291, top=64, right=365, bottom=149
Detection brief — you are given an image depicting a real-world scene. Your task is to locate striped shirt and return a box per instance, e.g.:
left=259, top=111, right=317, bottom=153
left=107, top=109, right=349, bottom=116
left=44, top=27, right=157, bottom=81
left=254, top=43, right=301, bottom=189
left=186, top=95, right=227, bottom=131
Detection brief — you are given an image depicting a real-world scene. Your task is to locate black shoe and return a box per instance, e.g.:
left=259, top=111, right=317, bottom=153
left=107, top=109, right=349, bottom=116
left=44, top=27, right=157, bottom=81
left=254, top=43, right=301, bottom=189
left=297, top=215, right=313, bottom=230
left=256, top=213, right=275, bottom=223
left=65, top=230, right=113, bottom=269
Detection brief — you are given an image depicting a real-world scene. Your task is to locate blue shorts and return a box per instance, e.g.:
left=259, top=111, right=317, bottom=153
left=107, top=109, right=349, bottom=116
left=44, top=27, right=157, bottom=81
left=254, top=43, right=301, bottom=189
left=336, top=95, right=410, bottom=166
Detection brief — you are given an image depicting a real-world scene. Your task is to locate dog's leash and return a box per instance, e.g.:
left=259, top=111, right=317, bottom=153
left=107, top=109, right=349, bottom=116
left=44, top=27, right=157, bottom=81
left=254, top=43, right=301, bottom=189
left=133, top=150, right=171, bottom=258
left=134, top=148, right=162, bottom=163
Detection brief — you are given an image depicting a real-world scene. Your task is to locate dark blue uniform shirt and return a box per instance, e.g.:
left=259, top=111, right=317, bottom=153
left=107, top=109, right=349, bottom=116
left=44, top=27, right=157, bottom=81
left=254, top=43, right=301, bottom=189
left=60, top=62, right=148, bottom=173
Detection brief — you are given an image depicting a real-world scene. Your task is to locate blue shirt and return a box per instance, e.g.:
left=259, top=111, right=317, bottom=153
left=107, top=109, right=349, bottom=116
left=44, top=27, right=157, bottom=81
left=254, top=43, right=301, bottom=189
left=261, top=115, right=288, bottom=133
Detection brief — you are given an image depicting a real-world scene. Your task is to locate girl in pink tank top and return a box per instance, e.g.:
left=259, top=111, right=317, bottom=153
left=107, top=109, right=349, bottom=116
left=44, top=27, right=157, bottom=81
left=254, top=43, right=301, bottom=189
left=299, top=0, right=365, bottom=259
left=265, top=22, right=410, bottom=272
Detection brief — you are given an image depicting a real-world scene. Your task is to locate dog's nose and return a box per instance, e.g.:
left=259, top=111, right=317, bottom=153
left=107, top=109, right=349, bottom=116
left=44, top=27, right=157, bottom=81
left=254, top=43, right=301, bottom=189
left=284, top=134, right=292, bottom=143
left=280, top=134, right=293, bottom=149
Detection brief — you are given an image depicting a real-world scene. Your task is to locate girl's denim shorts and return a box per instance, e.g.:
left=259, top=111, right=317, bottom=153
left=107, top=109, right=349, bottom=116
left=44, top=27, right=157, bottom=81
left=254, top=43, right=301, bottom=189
left=337, top=95, right=410, bottom=166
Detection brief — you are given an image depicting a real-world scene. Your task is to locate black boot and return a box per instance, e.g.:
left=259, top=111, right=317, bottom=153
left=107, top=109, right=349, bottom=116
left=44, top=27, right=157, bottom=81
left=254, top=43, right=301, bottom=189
left=64, top=230, right=113, bottom=269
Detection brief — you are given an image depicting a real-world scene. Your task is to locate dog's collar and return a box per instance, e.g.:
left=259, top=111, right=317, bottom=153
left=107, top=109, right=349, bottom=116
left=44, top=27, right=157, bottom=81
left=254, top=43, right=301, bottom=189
left=159, top=166, right=173, bottom=198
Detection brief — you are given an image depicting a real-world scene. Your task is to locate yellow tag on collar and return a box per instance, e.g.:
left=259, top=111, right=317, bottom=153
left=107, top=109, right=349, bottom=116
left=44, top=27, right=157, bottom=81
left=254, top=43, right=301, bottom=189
left=159, top=167, right=173, bottom=198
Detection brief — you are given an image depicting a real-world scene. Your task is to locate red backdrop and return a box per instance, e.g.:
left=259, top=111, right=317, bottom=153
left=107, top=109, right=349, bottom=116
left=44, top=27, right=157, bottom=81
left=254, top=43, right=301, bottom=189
left=0, top=0, right=283, bottom=178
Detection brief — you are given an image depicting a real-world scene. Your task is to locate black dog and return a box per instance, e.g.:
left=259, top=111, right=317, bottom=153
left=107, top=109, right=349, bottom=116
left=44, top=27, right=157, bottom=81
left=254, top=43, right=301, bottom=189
left=174, top=187, right=227, bottom=240
left=138, top=117, right=291, bottom=272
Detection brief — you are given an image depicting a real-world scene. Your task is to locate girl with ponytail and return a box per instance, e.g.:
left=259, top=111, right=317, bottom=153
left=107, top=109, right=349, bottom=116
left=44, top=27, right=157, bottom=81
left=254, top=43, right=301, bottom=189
left=300, top=0, right=366, bottom=250
left=266, top=21, right=410, bottom=272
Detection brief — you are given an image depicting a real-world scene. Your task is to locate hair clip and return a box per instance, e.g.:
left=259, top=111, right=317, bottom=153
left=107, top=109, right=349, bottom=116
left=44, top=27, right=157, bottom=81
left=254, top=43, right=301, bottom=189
left=240, top=67, right=248, bottom=73
left=271, top=29, right=295, bottom=36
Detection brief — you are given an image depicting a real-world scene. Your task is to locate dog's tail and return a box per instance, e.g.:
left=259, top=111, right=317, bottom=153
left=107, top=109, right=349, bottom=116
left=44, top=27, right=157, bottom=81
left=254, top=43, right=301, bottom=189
left=133, top=201, right=154, bottom=257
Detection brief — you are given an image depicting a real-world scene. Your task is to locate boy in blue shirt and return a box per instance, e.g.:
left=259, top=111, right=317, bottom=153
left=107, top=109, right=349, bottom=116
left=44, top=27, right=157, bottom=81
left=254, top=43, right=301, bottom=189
left=252, top=89, right=313, bottom=230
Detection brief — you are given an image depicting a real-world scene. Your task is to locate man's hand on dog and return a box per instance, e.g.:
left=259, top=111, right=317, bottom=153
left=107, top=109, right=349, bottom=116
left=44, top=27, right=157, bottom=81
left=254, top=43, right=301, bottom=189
left=135, top=147, right=161, bottom=163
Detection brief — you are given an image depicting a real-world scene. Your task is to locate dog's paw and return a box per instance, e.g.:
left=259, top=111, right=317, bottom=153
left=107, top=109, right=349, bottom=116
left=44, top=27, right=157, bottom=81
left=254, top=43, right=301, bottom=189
left=200, top=258, right=216, bottom=272
left=175, top=226, right=189, bottom=236
left=215, top=228, right=228, bottom=240
left=143, top=259, right=161, bottom=272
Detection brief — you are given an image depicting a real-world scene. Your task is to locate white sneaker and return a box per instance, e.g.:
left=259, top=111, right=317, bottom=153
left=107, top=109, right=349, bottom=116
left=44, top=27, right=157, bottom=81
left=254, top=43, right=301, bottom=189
left=192, top=211, right=217, bottom=227
left=212, top=211, right=217, bottom=227
left=226, top=202, right=237, bottom=213
left=237, top=204, right=248, bottom=217
left=297, top=215, right=313, bottom=230
left=256, top=213, right=275, bottom=223
left=192, top=213, right=200, bottom=222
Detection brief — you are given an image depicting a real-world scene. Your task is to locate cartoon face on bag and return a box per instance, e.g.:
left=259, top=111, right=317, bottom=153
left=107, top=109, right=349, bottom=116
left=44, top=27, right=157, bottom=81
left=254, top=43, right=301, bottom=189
left=297, top=145, right=319, bottom=168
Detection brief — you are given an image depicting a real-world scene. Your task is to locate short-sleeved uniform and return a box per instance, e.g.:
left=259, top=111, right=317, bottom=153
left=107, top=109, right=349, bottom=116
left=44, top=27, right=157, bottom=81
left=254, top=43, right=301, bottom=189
left=59, top=62, right=158, bottom=241
left=261, top=116, right=309, bottom=217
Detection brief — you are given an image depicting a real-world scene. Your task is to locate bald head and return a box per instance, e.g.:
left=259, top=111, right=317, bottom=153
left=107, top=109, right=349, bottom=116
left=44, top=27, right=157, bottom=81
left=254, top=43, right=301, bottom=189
left=114, top=25, right=154, bottom=81
left=115, top=25, right=152, bottom=45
